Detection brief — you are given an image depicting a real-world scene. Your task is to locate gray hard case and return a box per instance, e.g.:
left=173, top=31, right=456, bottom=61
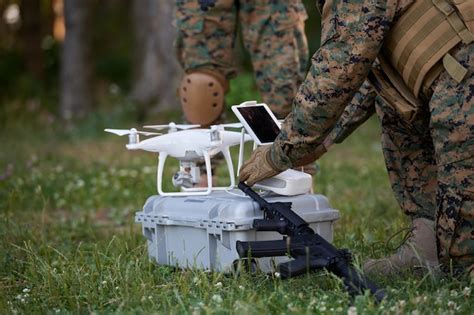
left=136, top=190, right=339, bottom=273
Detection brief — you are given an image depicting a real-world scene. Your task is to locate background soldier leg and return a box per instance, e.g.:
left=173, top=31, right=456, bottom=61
left=175, top=0, right=238, bottom=184
left=239, top=0, right=308, bottom=119
left=175, top=0, right=237, bottom=80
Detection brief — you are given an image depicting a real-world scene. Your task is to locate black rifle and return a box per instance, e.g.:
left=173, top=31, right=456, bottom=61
left=237, top=182, right=385, bottom=302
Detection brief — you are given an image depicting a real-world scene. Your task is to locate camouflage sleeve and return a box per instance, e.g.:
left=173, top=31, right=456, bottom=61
left=328, top=80, right=377, bottom=144
left=270, top=0, right=397, bottom=169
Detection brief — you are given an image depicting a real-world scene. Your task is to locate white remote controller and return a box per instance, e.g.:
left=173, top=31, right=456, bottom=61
left=254, top=169, right=312, bottom=196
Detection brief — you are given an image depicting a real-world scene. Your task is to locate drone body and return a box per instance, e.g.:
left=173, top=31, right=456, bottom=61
left=105, top=123, right=251, bottom=196
left=126, top=128, right=248, bottom=161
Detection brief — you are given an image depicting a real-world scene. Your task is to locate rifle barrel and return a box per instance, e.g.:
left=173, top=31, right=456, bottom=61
left=238, top=182, right=268, bottom=208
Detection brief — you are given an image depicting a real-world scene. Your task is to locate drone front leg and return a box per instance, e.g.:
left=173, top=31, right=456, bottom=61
left=203, top=150, right=213, bottom=195
left=237, top=128, right=245, bottom=177
left=221, top=146, right=235, bottom=189
left=157, top=151, right=168, bottom=195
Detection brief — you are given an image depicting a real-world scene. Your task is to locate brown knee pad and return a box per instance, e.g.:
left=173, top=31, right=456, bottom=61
left=179, top=69, right=228, bottom=127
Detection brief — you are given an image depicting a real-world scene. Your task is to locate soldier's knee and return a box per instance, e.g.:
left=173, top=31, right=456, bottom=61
left=179, top=69, right=228, bottom=127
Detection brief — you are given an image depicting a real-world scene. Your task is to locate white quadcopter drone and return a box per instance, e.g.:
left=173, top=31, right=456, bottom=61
left=105, top=122, right=251, bottom=196
left=106, top=101, right=312, bottom=197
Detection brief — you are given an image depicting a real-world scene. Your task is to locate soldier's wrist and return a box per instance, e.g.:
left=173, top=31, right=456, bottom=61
left=269, top=143, right=293, bottom=171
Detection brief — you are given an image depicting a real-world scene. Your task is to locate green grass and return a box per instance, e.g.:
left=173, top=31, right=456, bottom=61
left=1, top=76, right=473, bottom=314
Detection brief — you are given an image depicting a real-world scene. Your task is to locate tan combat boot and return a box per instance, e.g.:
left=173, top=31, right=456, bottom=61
left=363, top=218, right=439, bottom=276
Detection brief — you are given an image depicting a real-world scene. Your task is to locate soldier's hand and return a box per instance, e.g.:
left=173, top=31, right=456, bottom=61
left=239, top=145, right=281, bottom=186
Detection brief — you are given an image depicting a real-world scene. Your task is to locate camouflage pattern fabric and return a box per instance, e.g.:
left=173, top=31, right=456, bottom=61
left=269, top=0, right=473, bottom=274
left=429, top=43, right=473, bottom=275
left=328, top=81, right=376, bottom=145
left=375, top=90, right=438, bottom=221
left=174, top=0, right=308, bottom=118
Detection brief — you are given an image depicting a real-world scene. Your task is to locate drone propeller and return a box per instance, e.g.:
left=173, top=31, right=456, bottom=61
left=104, top=128, right=161, bottom=137
left=143, top=122, right=200, bottom=131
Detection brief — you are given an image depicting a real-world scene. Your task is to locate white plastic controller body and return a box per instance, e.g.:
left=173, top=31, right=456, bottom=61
left=254, top=169, right=312, bottom=196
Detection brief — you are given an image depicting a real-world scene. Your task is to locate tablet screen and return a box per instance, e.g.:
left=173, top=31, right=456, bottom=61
left=236, top=106, right=280, bottom=143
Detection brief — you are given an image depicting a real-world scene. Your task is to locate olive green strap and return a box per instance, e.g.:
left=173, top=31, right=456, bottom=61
left=443, top=53, right=468, bottom=83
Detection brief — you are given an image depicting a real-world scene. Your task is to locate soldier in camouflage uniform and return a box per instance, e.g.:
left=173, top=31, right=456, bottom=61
left=175, top=0, right=309, bottom=122
left=240, top=0, right=473, bottom=277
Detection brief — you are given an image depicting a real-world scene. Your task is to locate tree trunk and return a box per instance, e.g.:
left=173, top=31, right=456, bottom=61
left=130, top=0, right=181, bottom=114
left=60, top=0, right=92, bottom=120
left=20, top=0, right=43, bottom=79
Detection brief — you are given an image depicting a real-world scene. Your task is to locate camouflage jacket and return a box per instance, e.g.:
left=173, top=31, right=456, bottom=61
left=271, top=0, right=413, bottom=168
left=328, top=81, right=376, bottom=144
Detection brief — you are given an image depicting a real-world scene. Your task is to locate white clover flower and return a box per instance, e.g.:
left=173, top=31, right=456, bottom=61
left=274, top=272, right=281, bottom=278
left=212, top=294, right=222, bottom=303
left=450, top=290, right=457, bottom=297
left=22, top=288, right=30, bottom=293
left=76, top=179, right=85, bottom=188
left=447, top=301, right=456, bottom=309
left=214, top=281, right=222, bottom=288
left=463, top=287, right=471, bottom=297
left=347, top=306, right=357, bottom=315
left=101, top=280, right=107, bottom=285
left=238, top=285, right=244, bottom=290
left=142, top=166, right=153, bottom=174
left=411, top=310, right=420, bottom=315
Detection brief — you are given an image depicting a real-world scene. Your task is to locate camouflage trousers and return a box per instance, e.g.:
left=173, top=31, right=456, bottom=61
left=376, top=43, right=473, bottom=274
left=174, top=0, right=309, bottom=118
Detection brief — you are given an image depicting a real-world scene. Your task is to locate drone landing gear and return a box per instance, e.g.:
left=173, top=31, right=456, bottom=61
left=157, top=149, right=235, bottom=196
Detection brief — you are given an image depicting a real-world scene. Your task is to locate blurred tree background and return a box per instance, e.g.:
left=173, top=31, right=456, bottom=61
left=0, top=0, right=321, bottom=122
